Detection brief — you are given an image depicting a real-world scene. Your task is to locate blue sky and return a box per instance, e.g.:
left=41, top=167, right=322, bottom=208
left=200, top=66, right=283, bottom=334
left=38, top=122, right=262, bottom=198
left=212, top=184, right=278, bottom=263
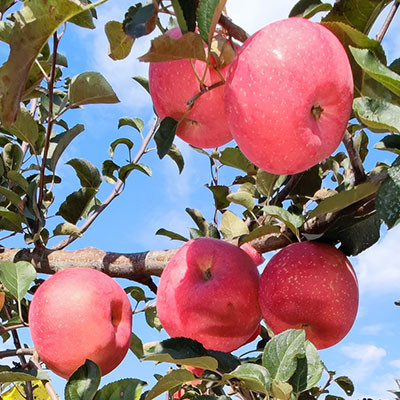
left=2, top=0, right=400, bottom=398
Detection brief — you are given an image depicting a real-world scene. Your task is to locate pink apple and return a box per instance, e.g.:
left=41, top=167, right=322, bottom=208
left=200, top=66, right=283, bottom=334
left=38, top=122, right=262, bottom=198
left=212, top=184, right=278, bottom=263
left=240, top=243, right=264, bottom=266
left=0, top=292, right=4, bottom=311
left=156, top=238, right=261, bottom=352
left=29, top=268, right=132, bottom=379
left=225, top=17, right=353, bottom=174
left=149, top=27, right=233, bottom=148
left=259, top=242, right=358, bottom=349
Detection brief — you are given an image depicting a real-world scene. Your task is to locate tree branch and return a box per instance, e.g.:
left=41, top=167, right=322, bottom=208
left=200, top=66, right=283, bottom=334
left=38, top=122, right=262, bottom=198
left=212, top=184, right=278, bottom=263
left=218, top=14, right=250, bottom=43
left=342, top=130, right=367, bottom=185
left=0, top=348, right=35, bottom=359
left=376, top=0, right=400, bottom=43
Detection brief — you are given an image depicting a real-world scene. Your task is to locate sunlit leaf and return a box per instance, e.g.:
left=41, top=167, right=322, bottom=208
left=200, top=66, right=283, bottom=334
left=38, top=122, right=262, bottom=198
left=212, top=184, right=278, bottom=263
left=105, top=20, right=134, bottom=60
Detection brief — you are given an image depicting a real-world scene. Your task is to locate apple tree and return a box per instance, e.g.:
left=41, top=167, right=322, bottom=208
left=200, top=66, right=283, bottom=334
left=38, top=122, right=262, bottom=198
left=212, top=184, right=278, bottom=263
left=0, top=0, right=400, bottom=398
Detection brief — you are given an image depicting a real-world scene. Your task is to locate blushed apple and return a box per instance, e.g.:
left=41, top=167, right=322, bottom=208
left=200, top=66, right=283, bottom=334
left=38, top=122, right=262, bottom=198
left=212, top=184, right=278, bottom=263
left=156, top=238, right=261, bottom=352
left=29, top=268, right=132, bottom=379
left=0, top=292, right=4, bottom=311
left=149, top=27, right=233, bottom=148
left=225, top=17, right=353, bottom=175
left=240, top=243, right=264, bottom=266
left=259, top=242, right=358, bottom=349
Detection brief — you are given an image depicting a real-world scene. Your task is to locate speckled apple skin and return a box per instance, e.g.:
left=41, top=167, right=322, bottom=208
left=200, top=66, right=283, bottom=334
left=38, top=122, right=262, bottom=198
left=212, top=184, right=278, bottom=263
left=29, top=268, right=132, bottom=379
left=156, top=238, right=261, bottom=352
left=259, top=242, right=358, bottom=349
left=149, top=28, right=232, bottom=148
left=225, top=18, right=353, bottom=175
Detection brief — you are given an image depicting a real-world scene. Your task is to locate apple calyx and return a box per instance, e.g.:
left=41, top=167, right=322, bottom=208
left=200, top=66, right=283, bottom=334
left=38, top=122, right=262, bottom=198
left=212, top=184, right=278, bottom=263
left=202, top=268, right=213, bottom=281
left=311, top=103, right=324, bottom=119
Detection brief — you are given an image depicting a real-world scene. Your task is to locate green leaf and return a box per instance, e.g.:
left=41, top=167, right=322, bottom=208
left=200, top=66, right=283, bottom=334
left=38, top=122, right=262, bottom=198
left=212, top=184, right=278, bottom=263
left=102, top=160, right=120, bottom=184
left=226, top=191, right=254, bottom=211
left=271, top=380, right=293, bottom=400
left=125, top=286, right=147, bottom=303
left=374, top=135, right=400, bottom=155
left=6, top=171, right=28, bottom=192
left=0, top=368, right=50, bottom=383
left=309, top=182, right=377, bottom=218
left=130, top=332, right=144, bottom=359
left=154, top=117, right=178, bottom=159
left=119, top=163, right=152, bottom=182
left=143, top=337, right=219, bottom=371
left=376, top=157, right=400, bottom=228
left=5, top=106, right=39, bottom=147
left=0, top=21, right=13, bottom=44
left=223, top=364, right=271, bottom=394
left=156, top=228, right=188, bottom=242
left=66, top=158, right=102, bottom=189
left=262, top=205, right=304, bottom=235
left=353, top=97, right=400, bottom=133
left=69, top=72, right=119, bottom=107
left=118, top=117, right=144, bottom=133
left=256, top=170, right=279, bottom=199
left=109, top=138, right=134, bottom=159
left=167, top=144, right=184, bottom=174
left=132, top=76, right=150, bottom=93
left=213, top=147, right=255, bottom=174
left=105, top=20, right=134, bottom=61
left=262, top=330, right=306, bottom=381
left=57, top=188, right=97, bottom=224
left=238, top=225, right=281, bottom=245
left=53, top=222, right=82, bottom=237
left=189, top=227, right=204, bottom=239
left=185, top=208, right=209, bottom=235
left=289, top=0, right=332, bottom=18
left=145, top=306, right=162, bottom=331
left=322, top=0, right=392, bottom=34
left=65, top=360, right=101, bottom=400
left=3, top=143, right=23, bottom=171
left=206, top=185, right=231, bottom=210
left=0, top=186, right=22, bottom=208
left=197, top=0, right=227, bottom=45
left=94, top=378, right=147, bottom=400
left=0, top=261, right=36, bottom=301
left=220, top=210, right=249, bottom=239
left=146, top=369, right=195, bottom=400
left=334, top=376, right=355, bottom=396
left=47, top=124, right=85, bottom=172
left=123, top=3, right=157, bottom=39
left=0, top=0, right=106, bottom=126
left=171, top=0, right=197, bottom=33
left=0, top=207, right=25, bottom=232
left=350, top=47, right=400, bottom=97
left=139, top=32, right=206, bottom=63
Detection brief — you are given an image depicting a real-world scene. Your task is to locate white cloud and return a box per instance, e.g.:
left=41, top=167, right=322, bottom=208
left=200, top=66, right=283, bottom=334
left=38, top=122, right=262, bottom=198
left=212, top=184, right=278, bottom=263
left=360, top=324, right=386, bottom=336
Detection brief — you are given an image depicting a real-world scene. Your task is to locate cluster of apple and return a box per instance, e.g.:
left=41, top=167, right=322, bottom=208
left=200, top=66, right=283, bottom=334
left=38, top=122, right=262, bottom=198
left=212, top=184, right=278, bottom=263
left=149, top=17, right=353, bottom=175
left=157, top=237, right=359, bottom=352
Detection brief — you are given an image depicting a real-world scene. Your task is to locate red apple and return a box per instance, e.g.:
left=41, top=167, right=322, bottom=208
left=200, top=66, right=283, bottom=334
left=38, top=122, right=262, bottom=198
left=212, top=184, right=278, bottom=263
left=240, top=243, right=264, bottom=266
left=259, top=242, right=358, bottom=349
left=149, top=28, right=232, bottom=148
left=225, top=17, right=353, bottom=174
left=0, top=292, right=4, bottom=311
left=29, top=268, right=132, bottom=378
left=156, top=238, right=261, bottom=352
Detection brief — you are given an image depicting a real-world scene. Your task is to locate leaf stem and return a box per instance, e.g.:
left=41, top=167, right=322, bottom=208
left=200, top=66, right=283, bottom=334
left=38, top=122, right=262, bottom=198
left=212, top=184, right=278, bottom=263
left=376, top=0, right=400, bottom=43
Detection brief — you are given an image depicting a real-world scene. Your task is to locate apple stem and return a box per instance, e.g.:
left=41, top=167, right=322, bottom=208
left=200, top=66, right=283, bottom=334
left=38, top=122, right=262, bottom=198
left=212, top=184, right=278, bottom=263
left=311, top=104, right=324, bottom=119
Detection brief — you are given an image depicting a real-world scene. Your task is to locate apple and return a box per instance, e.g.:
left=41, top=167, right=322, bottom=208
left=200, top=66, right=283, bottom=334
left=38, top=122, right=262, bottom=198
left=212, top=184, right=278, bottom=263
left=240, top=243, right=264, bottom=266
left=0, top=292, right=4, bottom=311
left=149, top=27, right=233, bottom=148
left=156, top=238, right=261, bottom=352
left=225, top=17, right=353, bottom=175
left=258, top=242, right=358, bottom=349
left=28, top=267, right=132, bottom=379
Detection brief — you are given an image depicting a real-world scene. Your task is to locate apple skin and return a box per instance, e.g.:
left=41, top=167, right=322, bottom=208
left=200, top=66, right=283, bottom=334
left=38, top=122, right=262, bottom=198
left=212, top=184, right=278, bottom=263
left=149, top=27, right=232, bottom=148
left=156, top=238, right=262, bottom=352
left=240, top=243, right=264, bottom=266
left=225, top=17, right=353, bottom=175
left=0, top=292, right=4, bottom=311
left=29, top=268, right=132, bottom=379
left=259, top=242, right=358, bottom=349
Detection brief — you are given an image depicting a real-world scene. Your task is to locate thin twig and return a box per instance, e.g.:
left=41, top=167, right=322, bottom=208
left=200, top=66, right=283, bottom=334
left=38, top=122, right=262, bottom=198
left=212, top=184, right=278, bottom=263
left=342, top=130, right=367, bottom=185
left=218, top=14, right=250, bottom=43
left=0, top=348, right=35, bottom=359
left=376, top=0, right=400, bottom=42
left=0, top=323, right=26, bottom=334
left=274, top=173, right=304, bottom=204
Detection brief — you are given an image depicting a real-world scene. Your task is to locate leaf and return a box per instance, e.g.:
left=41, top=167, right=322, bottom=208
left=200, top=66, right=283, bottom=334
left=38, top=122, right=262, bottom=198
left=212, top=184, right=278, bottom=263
left=123, top=3, right=157, bottom=39
left=262, top=205, right=304, bottom=235
left=226, top=191, right=254, bottom=211
left=206, top=185, right=231, bottom=210
left=167, top=144, right=184, bottom=174
left=213, top=147, right=255, bottom=174
left=334, top=376, right=355, bottom=396
left=118, top=117, right=144, bottom=133
left=374, top=135, right=400, bottom=155
left=220, top=210, right=249, bottom=239
left=47, top=124, right=85, bottom=172
left=57, top=188, right=97, bottom=224
left=66, top=158, right=102, bottom=189
left=0, top=368, right=50, bottom=383
left=132, top=76, right=149, bottom=93
left=256, top=170, right=279, bottom=199
left=309, top=182, right=377, bottom=218
left=350, top=47, right=400, bottom=97
left=0, top=21, right=13, bottom=44
left=171, top=0, right=197, bottom=33
left=145, top=306, right=162, bottom=331
left=109, top=138, right=134, bottom=158
left=69, top=72, right=119, bottom=108
left=262, top=330, right=306, bottom=381
left=125, top=286, right=147, bottom=303
left=238, top=225, right=281, bottom=245
left=102, top=160, right=119, bottom=184
left=65, top=360, right=101, bottom=400
left=185, top=208, right=209, bottom=235
left=130, top=332, right=144, bottom=359
left=139, top=32, right=206, bottom=62
left=154, top=117, right=178, bottom=159
left=271, top=380, right=293, bottom=400
left=94, top=378, right=147, bottom=400
left=3, top=143, right=23, bottom=171
left=376, top=157, right=400, bottom=228
left=5, top=106, right=38, bottom=147
left=197, top=0, right=227, bottom=45
left=0, top=186, right=22, bottom=209
left=0, top=0, right=106, bottom=126
left=146, top=369, right=195, bottom=400
left=223, top=364, right=271, bottom=394
left=105, top=20, right=134, bottom=60
left=143, top=337, right=219, bottom=371
left=289, top=0, right=332, bottom=18
left=155, top=228, right=188, bottom=242
left=119, top=163, right=152, bottom=182
left=322, top=0, right=392, bottom=34
left=0, top=261, right=36, bottom=301
left=353, top=97, right=400, bottom=133
left=53, top=222, right=82, bottom=237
